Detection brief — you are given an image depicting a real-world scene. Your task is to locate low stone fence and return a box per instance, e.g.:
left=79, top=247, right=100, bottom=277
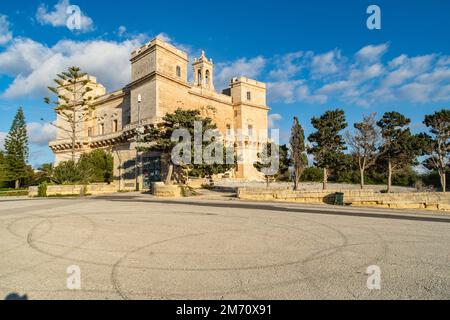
left=29, top=183, right=118, bottom=197
left=237, top=188, right=450, bottom=211
left=152, top=182, right=181, bottom=197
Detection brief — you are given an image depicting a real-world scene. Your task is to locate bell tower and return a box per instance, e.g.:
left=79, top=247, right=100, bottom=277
left=192, top=51, right=215, bottom=90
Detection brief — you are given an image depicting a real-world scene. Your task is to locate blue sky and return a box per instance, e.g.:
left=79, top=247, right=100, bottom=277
left=0, top=0, right=449, bottom=167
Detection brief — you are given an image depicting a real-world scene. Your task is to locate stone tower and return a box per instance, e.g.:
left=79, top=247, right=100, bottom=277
left=192, top=51, right=215, bottom=90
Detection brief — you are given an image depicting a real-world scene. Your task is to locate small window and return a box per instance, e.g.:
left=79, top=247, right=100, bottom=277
left=226, top=124, right=231, bottom=136
left=248, top=125, right=253, bottom=137
left=88, top=127, right=93, bottom=137
left=127, top=115, right=131, bottom=125
left=176, top=66, right=181, bottom=77
left=234, top=110, right=238, bottom=117
left=205, top=70, right=210, bottom=87
left=246, top=91, right=251, bottom=101
left=99, top=123, right=104, bottom=135
left=198, top=70, right=202, bottom=86
left=112, top=119, right=118, bottom=132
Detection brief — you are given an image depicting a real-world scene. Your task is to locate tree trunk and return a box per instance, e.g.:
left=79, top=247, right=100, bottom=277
left=165, top=163, right=174, bottom=185
left=294, top=168, right=301, bottom=191
left=323, top=167, right=328, bottom=190
left=387, top=160, right=392, bottom=193
left=71, top=109, right=76, bottom=163
left=15, top=179, right=20, bottom=190
left=266, top=176, right=270, bottom=188
left=440, top=169, right=446, bottom=193
left=360, top=167, right=365, bottom=190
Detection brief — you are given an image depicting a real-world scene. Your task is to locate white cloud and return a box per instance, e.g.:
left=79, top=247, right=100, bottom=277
left=117, top=25, right=127, bottom=37
left=215, top=56, right=266, bottom=89
left=0, top=37, right=142, bottom=99
left=264, top=43, right=450, bottom=106
left=36, top=0, right=94, bottom=32
left=27, top=122, right=56, bottom=146
left=356, top=43, right=388, bottom=63
left=268, top=80, right=304, bottom=103
left=399, top=83, right=435, bottom=103
left=0, top=14, right=12, bottom=45
left=311, top=49, right=342, bottom=77
left=268, top=113, right=282, bottom=129
left=268, top=51, right=308, bottom=80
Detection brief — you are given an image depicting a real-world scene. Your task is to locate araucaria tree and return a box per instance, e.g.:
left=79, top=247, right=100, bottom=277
left=4, top=107, right=29, bottom=189
left=144, top=108, right=234, bottom=185
left=254, top=143, right=290, bottom=187
left=377, top=112, right=422, bottom=193
left=290, top=117, right=306, bottom=190
left=45, top=66, right=93, bottom=162
left=422, top=109, right=450, bottom=193
left=308, top=109, right=348, bottom=190
left=346, top=113, right=380, bottom=189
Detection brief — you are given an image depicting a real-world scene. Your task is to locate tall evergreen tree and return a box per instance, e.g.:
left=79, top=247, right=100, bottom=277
left=377, top=112, right=423, bottom=193
left=422, top=109, right=450, bottom=193
left=308, top=109, right=348, bottom=190
left=290, top=117, right=306, bottom=190
left=346, top=113, right=380, bottom=189
left=254, top=143, right=290, bottom=187
left=45, top=66, right=94, bottom=162
left=0, top=151, right=6, bottom=182
left=4, top=107, right=29, bottom=189
left=143, top=108, right=234, bottom=185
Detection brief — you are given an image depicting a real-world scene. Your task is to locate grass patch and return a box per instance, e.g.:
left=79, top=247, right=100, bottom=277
left=0, top=190, right=28, bottom=197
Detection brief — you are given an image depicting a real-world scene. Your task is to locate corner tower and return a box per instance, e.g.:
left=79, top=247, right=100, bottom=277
left=192, top=51, right=215, bottom=90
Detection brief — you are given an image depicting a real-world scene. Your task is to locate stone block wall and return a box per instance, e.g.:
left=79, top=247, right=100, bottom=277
left=237, top=188, right=450, bottom=211
left=29, top=184, right=118, bottom=197
left=152, top=182, right=181, bottom=197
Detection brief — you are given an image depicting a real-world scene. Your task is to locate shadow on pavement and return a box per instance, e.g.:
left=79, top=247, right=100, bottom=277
left=93, top=196, right=450, bottom=224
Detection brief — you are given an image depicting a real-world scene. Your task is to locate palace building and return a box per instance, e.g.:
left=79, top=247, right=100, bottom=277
left=49, top=37, right=270, bottom=190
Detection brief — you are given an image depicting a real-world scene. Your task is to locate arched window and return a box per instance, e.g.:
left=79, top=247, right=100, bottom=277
left=197, top=70, right=202, bottom=86
left=205, top=70, right=210, bottom=87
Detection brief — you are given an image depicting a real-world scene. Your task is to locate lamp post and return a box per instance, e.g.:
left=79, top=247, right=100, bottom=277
left=135, top=94, right=142, bottom=191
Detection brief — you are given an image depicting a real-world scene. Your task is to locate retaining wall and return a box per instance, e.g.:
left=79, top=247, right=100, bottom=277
left=29, top=184, right=118, bottom=197
left=237, top=188, right=450, bottom=211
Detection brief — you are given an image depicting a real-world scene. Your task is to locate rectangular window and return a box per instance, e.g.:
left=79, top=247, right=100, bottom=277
left=226, top=124, right=231, bottom=136
left=113, top=119, right=118, bottom=132
left=99, top=123, right=104, bottom=135
left=88, top=127, right=93, bottom=137
left=246, top=91, right=251, bottom=101
left=248, top=125, right=253, bottom=137
left=176, top=66, right=181, bottom=77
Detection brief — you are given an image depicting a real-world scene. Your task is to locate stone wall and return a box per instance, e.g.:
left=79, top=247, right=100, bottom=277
left=152, top=183, right=181, bottom=197
left=29, top=184, right=118, bottom=197
left=237, top=188, right=450, bottom=211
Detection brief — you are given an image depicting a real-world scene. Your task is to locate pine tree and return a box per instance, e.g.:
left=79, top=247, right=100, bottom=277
left=377, top=112, right=423, bottom=193
left=45, top=66, right=94, bottom=162
left=422, top=109, right=450, bottom=193
left=143, top=108, right=234, bottom=185
left=254, top=143, right=290, bottom=187
left=290, top=117, right=306, bottom=190
left=4, top=107, right=29, bottom=189
left=308, top=109, right=348, bottom=190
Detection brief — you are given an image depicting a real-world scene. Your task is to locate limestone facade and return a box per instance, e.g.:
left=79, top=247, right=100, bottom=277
left=49, top=37, right=270, bottom=190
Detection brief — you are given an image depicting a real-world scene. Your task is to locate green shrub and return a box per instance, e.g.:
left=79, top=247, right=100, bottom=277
left=78, top=150, right=114, bottom=183
left=301, top=167, right=324, bottom=182
left=38, top=182, right=47, bottom=197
